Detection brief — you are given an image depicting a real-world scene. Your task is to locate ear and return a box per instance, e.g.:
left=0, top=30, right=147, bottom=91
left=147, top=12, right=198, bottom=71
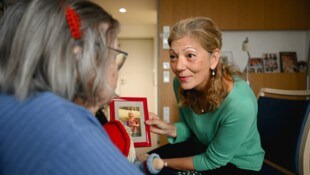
left=73, top=46, right=82, bottom=55
left=210, top=48, right=220, bottom=69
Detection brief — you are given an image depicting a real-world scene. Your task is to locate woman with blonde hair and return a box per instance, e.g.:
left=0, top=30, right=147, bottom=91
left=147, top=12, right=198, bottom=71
left=144, top=17, right=265, bottom=175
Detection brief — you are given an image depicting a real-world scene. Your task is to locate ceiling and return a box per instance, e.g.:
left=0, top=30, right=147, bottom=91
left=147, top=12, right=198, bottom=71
left=91, top=0, right=157, bottom=25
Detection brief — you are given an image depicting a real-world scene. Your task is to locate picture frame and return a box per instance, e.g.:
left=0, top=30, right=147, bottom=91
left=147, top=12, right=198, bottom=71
left=279, top=52, right=298, bottom=73
left=109, top=97, right=151, bottom=147
left=262, top=53, right=280, bottom=73
left=248, top=58, right=264, bottom=73
left=298, top=61, right=307, bottom=73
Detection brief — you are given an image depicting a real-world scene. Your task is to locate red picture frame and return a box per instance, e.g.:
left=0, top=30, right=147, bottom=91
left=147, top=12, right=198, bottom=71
left=109, top=97, right=151, bottom=147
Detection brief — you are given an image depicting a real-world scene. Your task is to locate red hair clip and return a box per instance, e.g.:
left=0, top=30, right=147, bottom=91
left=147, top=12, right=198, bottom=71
left=66, top=6, right=82, bottom=39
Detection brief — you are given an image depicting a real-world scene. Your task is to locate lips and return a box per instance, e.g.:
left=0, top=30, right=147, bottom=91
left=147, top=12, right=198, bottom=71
left=178, top=76, right=191, bottom=82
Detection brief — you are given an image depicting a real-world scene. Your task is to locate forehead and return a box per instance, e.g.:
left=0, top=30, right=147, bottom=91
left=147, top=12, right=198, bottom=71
left=170, top=35, right=201, bottom=49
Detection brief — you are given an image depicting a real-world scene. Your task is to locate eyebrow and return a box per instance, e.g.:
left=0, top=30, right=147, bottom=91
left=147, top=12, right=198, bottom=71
left=183, top=47, right=197, bottom=51
left=169, top=47, right=197, bottom=53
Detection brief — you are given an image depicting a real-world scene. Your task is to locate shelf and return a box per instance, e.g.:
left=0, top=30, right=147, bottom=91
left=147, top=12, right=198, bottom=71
left=248, top=72, right=307, bottom=96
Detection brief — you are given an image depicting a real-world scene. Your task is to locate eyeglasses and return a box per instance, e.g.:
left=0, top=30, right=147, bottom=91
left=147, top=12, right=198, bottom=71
left=108, top=47, right=128, bottom=70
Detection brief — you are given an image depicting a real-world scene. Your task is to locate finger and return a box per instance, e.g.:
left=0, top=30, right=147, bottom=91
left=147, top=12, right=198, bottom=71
left=148, top=112, right=159, bottom=120
left=136, top=154, right=149, bottom=162
left=150, top=126, right=166, bottom=135
left=145, top=118, right=161, bottom=125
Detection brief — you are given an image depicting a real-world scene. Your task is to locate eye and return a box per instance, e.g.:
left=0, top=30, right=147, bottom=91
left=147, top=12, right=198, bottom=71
left=169, top=54, right=177, bottom=61
left=187, top=53, right=196, bottom=59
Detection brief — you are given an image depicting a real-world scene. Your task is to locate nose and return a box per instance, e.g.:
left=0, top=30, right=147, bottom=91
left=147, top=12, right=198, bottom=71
left=175, top=57, right=186, bottom=72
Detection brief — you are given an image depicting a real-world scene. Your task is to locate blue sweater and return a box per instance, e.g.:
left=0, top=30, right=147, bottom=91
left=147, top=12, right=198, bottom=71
left=0, top=92, right=144, bottom=175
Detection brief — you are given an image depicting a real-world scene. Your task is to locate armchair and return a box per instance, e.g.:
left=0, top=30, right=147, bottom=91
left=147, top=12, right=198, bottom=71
left=257, top=88, right=310, bottom=175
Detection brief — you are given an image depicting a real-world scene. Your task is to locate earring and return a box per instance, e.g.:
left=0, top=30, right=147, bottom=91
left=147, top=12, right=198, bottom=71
left=211, top=69, right=215, bottom=76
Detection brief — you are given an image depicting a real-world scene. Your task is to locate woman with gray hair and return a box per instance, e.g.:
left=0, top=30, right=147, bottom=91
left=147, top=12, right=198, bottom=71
left=0, top=0, right=144, bottom=174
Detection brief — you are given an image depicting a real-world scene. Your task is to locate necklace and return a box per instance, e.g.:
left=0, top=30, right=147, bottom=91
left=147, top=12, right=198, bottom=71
left=195, top=97, right=205, bottom=113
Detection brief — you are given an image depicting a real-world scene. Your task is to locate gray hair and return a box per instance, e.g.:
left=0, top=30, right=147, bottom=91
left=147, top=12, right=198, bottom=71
left=0, top=0, right=120, bottom=105
left=0, top=1, right=30, bottom=88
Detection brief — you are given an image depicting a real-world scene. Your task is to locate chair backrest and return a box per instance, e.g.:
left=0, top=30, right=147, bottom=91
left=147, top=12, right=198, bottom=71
left=257, top=88, right=310, bottom=175
left=298, top=108, right=310, bottom=175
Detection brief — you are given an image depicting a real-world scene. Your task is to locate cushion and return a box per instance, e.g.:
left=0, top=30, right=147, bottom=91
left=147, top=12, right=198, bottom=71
left=103, top=120, right=131, bottom=157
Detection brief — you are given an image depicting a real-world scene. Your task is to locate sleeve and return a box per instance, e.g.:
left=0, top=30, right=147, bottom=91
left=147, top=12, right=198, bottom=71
left=168, top=77, right=192, bottom=144
left=47, top=125, right=144, bottom=175
left=168, top=121, right=192, bottom=143
left=193, top=94, right=258, bottom=171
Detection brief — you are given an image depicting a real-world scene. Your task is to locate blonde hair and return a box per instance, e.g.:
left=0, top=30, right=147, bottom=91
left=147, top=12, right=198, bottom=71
left=0, top=0, right=119, bottom=106
left=168, top=17, right=241, bottom=112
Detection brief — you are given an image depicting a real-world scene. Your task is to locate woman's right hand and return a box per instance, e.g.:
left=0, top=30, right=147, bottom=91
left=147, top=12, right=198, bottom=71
left=145, top=112, right=177, bottom=137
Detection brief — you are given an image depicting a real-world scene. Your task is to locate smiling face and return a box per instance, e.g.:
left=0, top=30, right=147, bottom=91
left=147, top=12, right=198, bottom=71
left=169, top=35, right=220, bottom=92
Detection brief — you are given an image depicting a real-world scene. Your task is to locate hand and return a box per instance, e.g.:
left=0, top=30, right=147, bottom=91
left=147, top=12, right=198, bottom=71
left=145, top=112, right=176, bottom=137
left=138, top=153, right=165, bottom=172
left=136, top=154, right=149, bottom=162
left=152, top=158, right=165, bottom=171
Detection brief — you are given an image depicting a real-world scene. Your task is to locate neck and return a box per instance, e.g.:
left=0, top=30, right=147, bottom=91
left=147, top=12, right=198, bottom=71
left=74, top=98, right=98, bottom=115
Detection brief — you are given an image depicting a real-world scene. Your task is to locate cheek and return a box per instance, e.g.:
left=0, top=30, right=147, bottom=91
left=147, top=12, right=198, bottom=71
left=97, top=64, right=118, bottom=105
left=170, top=62, right=177, bottom=74
left=108, top=64, right=118, bottom=89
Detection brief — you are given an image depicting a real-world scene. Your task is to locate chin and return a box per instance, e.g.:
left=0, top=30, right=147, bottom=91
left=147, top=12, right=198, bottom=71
left=98, top=93, right=114, bottom=106
left=180, top=83, right=195, bottom=90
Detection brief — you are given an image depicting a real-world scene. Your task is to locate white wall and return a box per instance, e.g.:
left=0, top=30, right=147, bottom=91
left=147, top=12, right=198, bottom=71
left=119, top=24, right=157, bottom=38
left=118, top=24, right=158, bottom=114
left=222, top=30, right=310, bottom=71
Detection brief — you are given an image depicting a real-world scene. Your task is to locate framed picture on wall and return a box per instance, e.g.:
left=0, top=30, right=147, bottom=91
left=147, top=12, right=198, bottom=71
left=109, top=97, right=151, bottom=147
left=262, top=53, right=280, bottom=73
left=248, top=58, right=264, bottom=73
left=279, top=52, right=298, bottom=73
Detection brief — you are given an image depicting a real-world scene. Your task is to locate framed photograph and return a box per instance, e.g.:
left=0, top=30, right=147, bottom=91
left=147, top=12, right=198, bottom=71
left=109, top=97, right=151, bottom=147
left=248, top=58, right=264, bottom=73
left=298, top=61, right=307, bottom=72
left=262, top=53, right=280, bottom=73
left=279, top=52, right=298, bottom=72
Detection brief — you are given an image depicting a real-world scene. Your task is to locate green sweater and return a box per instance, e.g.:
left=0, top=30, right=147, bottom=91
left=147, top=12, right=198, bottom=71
left=168, top=77, right=265, bottom=171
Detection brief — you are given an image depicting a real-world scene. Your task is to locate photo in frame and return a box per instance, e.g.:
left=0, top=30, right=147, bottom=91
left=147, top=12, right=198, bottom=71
left=279, top=52, right=298, bottom=72
left=109, top=97, right=151, bottom=147
left=262, top=53, right=280, bottom=73
left=298, top=61, right=308, bottom=73
left=248, top=57, right=264, bottom=73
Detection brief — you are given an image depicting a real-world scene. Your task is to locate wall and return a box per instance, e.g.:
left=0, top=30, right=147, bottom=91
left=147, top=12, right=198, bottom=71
left=118, top=24, right=158, bottom=112
left=221, top=30, right=309, bottom=72
left=119, top=24, right=156, bottom=38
